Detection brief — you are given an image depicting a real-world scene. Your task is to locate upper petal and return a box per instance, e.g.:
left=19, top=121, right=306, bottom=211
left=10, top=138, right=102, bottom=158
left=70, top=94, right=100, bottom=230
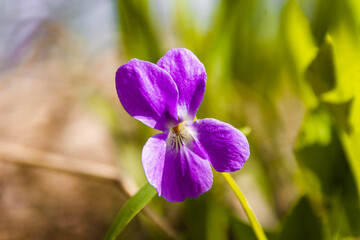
left=116, top=59, right=179, bottom=131
left=157, top=48, right=206, bottom=121
left=191, top=118, right=250, bottom=172
left=142, top=132, right=213, bottom=202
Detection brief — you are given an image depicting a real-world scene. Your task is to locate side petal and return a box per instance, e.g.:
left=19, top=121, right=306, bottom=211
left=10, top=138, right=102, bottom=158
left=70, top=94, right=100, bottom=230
left=142, top=132, right=213, bottom=202
left=191, top=118, right=250, bottom=172
left=116, top=59, right=179, bottom=131
left=157, top=48, right=206, bottom=121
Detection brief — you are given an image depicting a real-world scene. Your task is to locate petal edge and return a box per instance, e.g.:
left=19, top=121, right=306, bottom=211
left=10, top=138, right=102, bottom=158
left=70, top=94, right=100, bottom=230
left=192, top=118, right=250, bottom=172
left=116, top=59, right=179, bottom=131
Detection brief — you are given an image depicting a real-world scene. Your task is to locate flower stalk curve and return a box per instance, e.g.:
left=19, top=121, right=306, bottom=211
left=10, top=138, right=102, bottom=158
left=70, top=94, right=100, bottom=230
left=222, top=173, right=268, bottom=240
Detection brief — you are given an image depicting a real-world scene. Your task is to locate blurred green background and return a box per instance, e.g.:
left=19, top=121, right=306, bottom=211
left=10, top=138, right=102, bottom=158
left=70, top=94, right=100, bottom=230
left=1, top=0, right=360, bottom=239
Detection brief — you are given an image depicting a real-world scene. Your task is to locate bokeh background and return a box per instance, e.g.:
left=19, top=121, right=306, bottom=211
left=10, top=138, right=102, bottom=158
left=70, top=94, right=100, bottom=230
left=1, top=0, right=360, bottom=239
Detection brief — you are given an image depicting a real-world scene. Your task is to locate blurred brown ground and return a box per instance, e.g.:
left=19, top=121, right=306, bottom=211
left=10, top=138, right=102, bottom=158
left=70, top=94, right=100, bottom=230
left=0, top=27, right=131, bottom=238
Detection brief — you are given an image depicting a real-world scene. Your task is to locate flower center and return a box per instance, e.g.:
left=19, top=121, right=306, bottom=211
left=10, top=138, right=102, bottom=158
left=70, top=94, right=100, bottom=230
left=168, top=123, right=193, bottom=150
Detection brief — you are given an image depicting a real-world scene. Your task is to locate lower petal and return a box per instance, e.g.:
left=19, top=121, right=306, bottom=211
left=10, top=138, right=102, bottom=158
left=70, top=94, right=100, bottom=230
left=191, top=118, right=250, bottom=172
left=142, top=132, right=213, bottom=202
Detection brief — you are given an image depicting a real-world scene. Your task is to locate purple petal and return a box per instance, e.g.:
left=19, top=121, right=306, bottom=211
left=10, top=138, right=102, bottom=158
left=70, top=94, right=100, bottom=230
left=192, top=118, right=250, bottom=172
left=142, top=132, right=213, bottom=202
left=157, top=48, right=206, bottom=121
left=116, top=59, right=179, bottom=131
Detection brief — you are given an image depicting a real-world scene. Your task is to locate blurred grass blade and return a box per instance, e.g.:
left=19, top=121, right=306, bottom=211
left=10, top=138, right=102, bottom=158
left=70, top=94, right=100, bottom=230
left=278, top=197, right=324, bottom=240
left=115, top=0, right=161, bottom=61
left=104, top=183, right=157, bottom=240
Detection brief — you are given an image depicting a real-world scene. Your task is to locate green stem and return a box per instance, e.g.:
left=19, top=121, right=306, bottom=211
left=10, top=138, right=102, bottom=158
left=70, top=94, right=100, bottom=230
left=222, top=172, right=268, bottom=240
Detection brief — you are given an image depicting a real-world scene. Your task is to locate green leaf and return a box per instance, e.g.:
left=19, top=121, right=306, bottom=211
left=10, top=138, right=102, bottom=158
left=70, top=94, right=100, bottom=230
left=325, top=100, right=353, bottom=134
left=278, top=197, right=324, bottom=240
left=230, top=216, right=278, bottom=240
left=280, top=0, right=318, bottom=75
left=296, top=119, right=347, bottom=197
left=230, top=217, right=258, bottom=240
left=295, top=108, right=332, bottom=150
left=295, top=107, right=360, bottom=237
left=335, top=97, right=360, bottom=203
left=104, top=183, right=157, bottom=240
left=305, top=35, right=336, bottom=97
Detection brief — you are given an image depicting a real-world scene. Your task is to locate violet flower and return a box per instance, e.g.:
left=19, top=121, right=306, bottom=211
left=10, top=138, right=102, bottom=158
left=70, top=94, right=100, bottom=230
left=116, top=48, right=250, bottom=202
